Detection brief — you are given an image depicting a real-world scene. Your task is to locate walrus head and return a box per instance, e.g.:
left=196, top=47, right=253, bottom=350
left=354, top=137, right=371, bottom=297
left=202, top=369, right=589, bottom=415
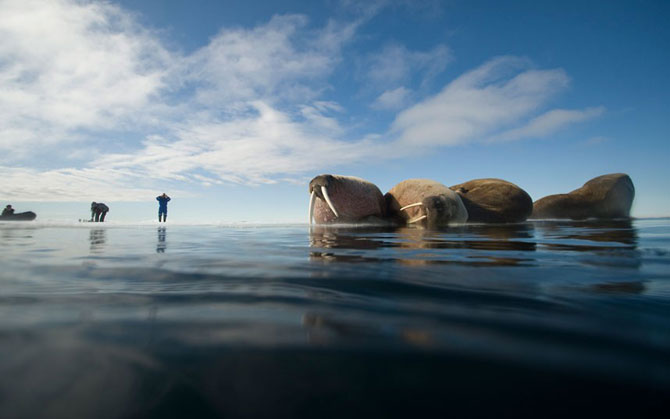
left=308, top=175, right=340, bottom=224
left=308, top=174, right=386, bottom=224
left=398, top=195, right=465, bottom=227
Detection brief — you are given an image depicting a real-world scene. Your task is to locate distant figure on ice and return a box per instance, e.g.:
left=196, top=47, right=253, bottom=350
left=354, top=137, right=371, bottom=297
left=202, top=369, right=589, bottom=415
left=156, top=193, right=171, bottom=222
left=2, top=205, right=14, bottom=216
left=90, top=202, right=109, bottom=222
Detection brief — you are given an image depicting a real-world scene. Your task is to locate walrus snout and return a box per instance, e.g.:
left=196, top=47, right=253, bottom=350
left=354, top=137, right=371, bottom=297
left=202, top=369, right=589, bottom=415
left=423, top=196, right=446, bottom=226
left=308, top=174, right=335, bottom=195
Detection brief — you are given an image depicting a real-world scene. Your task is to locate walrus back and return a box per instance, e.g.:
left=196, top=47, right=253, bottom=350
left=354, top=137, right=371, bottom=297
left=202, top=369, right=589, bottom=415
left=531, top=173, right=634, bottom=219
left=450, top=178, right=533, bottom=223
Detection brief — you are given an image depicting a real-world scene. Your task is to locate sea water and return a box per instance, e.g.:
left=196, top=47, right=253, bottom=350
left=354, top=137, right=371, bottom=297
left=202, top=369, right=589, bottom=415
left=0, top=219, right=669, bottom=417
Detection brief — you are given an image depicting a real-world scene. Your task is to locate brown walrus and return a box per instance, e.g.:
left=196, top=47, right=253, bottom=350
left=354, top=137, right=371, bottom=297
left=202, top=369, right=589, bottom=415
left=385, top=179, right=468, bottom=227
left=530, top=173, right=635, bottom=220
left=308, top=174, right=386, bottom=224
left=449, top=178, right=533, bottom=223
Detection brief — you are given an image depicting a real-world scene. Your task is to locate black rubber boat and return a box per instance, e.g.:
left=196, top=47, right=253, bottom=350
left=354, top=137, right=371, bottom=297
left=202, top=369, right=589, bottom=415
left=0, top=211, right=37, bottom=221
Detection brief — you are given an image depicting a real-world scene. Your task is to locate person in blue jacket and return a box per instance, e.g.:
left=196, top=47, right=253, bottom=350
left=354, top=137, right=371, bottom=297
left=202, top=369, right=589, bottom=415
left=156, top=193, right=171, bottom=222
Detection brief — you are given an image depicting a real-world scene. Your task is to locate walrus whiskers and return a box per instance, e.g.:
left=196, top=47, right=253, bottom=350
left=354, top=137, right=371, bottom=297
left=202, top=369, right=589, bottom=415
left=399, top=202, right=423, bottom=212
left=308, top=190, right=315, bottom=224
left=321, top=186, right=339, bottom=217
left=408, top=215, right=427, bottom=224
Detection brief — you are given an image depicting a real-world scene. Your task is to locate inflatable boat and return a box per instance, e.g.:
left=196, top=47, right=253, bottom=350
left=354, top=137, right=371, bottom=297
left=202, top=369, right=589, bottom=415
left=0, top=211, right=37, bottom=221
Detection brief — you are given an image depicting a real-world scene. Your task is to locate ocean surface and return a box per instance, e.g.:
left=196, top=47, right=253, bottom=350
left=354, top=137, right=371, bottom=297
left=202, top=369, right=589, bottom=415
left=0, top=219, right=669, bottom=418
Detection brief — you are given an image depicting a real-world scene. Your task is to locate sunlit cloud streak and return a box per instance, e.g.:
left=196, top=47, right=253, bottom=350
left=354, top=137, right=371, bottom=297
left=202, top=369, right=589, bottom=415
left=0, top=165, right=167, bottom=201
left=391, top=56, right=602, bottom=147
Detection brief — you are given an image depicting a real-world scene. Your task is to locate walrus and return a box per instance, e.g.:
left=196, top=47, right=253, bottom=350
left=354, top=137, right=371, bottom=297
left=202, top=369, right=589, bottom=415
left=449, top=178, right=533, bottom=223
left=308, top=174, right=386, bottom=224
left=385, top=179, right=468, bottom=227
left=530, top=173, right=635, bottom=220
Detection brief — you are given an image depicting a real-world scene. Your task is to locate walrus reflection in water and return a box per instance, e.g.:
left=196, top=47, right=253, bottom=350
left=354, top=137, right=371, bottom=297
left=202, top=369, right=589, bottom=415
left=385, top=179, right=468, bottom=227
left=308, top=175, right=386, bottom=224
left=531, top=173, right=635, bottom=220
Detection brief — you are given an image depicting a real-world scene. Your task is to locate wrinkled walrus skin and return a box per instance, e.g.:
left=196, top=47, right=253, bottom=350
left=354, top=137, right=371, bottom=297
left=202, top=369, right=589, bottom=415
left=385, top=179, right=468, bottom=227
left=308, top=175, right=386, bottom=224
left=449, top=178, right=533, bottom=223
left=530, top=173, right=635, bottom=220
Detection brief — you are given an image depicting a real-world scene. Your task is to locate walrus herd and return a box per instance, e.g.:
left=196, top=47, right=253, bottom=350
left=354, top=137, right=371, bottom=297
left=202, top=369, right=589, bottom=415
left=308, top=173, right=635, bottom=226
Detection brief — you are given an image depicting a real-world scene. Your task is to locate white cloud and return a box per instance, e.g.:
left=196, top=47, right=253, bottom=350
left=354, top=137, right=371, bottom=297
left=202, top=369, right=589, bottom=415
left=0, top=165, right=168, bottom=201
left=0, top=2, right=603, bottom=202
left=371, top=86, right=411, bottom=110
left=0, top=1, right=369, bottom=198
left=92, top=101, right=383, bottom=186
left=0, top=0, right=171, bottom=154
left=488, top=107, right=606, bottom=142
left=391, top=56, right=572, bottom=146
left=181, top=15, right=354, bottom=107
left=363, top=43, right=450, bottom=88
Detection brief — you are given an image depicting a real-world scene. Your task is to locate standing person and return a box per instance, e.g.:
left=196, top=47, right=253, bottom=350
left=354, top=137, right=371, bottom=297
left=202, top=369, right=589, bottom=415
left=156, top=193, right=171, bottom=222
left=2, top=205, right=14, bottom=216
left=90, top=202, right=109, bottom=222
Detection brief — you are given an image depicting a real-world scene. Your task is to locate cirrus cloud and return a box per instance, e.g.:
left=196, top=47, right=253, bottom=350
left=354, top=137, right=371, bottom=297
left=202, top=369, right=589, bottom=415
left=391, top=56, right=602, bottom=147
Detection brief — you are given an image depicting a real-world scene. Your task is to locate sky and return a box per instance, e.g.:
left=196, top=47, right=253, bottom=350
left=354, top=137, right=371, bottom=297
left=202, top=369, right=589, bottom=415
left=0, top=0, right=668, bottom=222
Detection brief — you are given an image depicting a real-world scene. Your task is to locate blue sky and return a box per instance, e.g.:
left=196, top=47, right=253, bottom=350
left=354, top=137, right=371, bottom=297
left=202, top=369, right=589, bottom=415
left=1, top=0, right=668, bottom=222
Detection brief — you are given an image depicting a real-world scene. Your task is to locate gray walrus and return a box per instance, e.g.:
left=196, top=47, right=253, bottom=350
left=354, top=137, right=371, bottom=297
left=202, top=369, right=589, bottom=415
left=530, top=173, right=635, bottom=220
left=308, top=174, right=386, bottom=224
left=449, top=178, right=533, bottom=223
left=385, top=179, right=468, bottom=227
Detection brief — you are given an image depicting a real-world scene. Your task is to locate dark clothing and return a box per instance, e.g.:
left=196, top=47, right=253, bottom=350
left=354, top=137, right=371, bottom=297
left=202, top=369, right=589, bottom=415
left=157, top=195, right=170, bottom=222
left=91, top=203, right=109, bottom=222
left=2, top=207, right=14, bottom=216
left=157, top=196, right=170, bottom=211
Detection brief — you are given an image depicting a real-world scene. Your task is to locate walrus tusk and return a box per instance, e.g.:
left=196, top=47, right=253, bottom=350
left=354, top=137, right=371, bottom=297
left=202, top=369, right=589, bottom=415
left=308, top=190, right=315, bottom=225
left=408, top=215, right=427, bottom=224
left=400, top=202, right=423, bottom=212
left=321, top=186, right=339, bottom=217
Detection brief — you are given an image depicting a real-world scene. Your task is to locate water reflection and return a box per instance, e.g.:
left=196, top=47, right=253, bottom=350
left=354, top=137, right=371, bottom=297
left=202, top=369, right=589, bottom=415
left=308, top=225, right=391, bottom=263
left=534, top=219, right=638, bottom=249
left=309, top=223, right=537, bottom=266
left=309, top=221, right=641, bottom=270
left=89, top=229, right=106, bottom=253
left=302, top=312, right=435, bottom=348
left=0, top=227, right=34, bottom=247
left=589, top=281, right=645, bottom=294
left=534, top=219, right=641, bottom=271
left=0, top=221, right=667, bottom=417
left=157, top=227, right=166, bottom=253
left=395, top=224, right=537, bottom=251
